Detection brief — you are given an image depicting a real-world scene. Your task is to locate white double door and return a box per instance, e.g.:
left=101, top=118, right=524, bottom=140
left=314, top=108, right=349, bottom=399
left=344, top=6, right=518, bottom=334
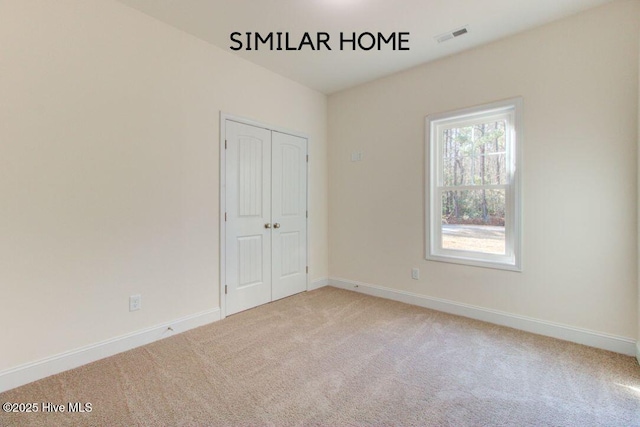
left=225, top=120, right=308, bottom=315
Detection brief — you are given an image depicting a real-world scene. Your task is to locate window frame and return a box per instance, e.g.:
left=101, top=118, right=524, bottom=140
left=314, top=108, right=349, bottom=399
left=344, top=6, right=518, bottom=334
left=425, top=98, right=522, bottom=271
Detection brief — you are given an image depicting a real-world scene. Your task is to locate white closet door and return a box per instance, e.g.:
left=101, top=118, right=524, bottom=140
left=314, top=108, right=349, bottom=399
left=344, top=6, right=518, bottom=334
left=271, top=131, right=308, bottom=301
left=225, top=121, right=272, bottom=315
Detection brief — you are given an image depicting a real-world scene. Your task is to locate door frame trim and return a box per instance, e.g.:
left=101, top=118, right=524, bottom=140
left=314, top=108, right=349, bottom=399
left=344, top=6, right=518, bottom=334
left=219, top=112, right=310, bottom=319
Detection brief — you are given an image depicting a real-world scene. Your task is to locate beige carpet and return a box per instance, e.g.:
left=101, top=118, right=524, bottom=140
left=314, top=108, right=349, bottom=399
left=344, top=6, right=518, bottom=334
left=1, top=286, right=639, bottom=426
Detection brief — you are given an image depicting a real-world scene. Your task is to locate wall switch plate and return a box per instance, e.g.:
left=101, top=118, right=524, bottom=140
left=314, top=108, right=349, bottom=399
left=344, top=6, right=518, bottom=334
left=350, top=151, right=364, bottom=162
left=129, top=294, right=141, bottom=311
left=411, top=268, right=420, bottom=280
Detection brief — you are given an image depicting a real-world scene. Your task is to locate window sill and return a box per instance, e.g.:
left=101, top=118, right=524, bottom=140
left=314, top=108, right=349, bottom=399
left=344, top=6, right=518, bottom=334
left=426, top=252, right=521, bottom=272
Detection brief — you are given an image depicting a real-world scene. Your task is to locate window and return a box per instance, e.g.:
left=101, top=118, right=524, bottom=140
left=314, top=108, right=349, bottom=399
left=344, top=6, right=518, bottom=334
left=425, top=98, right=522, bottom=271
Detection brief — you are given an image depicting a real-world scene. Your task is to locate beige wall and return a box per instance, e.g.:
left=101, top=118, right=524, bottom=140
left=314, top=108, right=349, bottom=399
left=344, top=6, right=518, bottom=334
left=0, top=0, right=328, bottom=371
left=329, top=1, right=640, bottom=339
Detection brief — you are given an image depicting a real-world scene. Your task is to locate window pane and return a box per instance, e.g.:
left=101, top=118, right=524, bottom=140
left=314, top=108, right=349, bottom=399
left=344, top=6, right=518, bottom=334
left=441, top=189, right=505, bottom=255
left=442, top=122, right=507, bottom=186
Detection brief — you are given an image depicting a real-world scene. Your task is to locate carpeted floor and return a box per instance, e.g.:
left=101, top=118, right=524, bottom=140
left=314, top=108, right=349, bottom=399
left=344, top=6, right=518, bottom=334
left=1, top=286, right=639, bottom=426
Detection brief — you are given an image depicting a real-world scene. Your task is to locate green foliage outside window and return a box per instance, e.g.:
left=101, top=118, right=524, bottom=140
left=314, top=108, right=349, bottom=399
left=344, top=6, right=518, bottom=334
left=441, top=121, right=506, bottom=226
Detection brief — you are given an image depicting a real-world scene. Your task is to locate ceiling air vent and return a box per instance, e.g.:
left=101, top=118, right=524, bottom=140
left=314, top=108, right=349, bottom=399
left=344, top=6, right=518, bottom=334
left=435, top=26, right=469, bottom=44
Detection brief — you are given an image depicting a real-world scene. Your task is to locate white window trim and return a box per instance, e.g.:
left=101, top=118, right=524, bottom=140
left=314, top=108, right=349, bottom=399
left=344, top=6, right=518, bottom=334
left=425, top=97, right=523, bottom=271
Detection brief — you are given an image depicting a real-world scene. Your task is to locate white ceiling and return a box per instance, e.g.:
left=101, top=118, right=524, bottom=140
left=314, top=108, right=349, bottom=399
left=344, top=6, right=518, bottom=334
left=115, top=0, right=615, bottom=94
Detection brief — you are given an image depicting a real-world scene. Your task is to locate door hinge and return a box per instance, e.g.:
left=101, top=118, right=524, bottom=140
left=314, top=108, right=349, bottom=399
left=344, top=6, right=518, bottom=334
left=306, top=210, right=308, bottom=218
left=225, top=140, right=227, bottom=149
left=225, top=212, right=228, bottom=222
left=306, top=154, right=309, bottom=162
left=225, top=285, right=228, bottom=295
left=306, top=266, right=309, bottom=274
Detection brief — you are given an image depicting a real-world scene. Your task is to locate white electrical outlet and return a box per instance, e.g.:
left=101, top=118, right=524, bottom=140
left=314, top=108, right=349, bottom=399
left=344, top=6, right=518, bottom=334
left=129, top=294, right=141, bottom=311
left=411, top=268, right=420, bottom=280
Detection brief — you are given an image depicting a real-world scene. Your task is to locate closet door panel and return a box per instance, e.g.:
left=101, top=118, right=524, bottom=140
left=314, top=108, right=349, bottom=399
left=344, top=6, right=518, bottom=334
left=271, top=131, right=308, bottom=300
left=225, top=121, right=272, bottom=315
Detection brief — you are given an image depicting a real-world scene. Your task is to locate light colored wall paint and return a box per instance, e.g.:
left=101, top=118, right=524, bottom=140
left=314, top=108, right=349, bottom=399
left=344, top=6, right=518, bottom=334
left=328, top=1, right=640, bottom=339
left=637, top=27, right=640, bottom=361
left=0, top=0, right=328, bottom=372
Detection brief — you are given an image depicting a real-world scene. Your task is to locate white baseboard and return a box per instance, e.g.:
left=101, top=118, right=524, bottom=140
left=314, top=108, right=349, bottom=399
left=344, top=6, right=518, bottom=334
left=0, top=308, right=221, bottom=394
left=309, top=277, right=329, bottom=291
left=329, top=277, right=637, bottom=357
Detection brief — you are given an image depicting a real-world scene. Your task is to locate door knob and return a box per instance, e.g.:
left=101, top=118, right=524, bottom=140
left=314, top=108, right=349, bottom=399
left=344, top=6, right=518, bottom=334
left=273, top=223, right=281, bottom=229
left=264, top=223, right=272, bottom=229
